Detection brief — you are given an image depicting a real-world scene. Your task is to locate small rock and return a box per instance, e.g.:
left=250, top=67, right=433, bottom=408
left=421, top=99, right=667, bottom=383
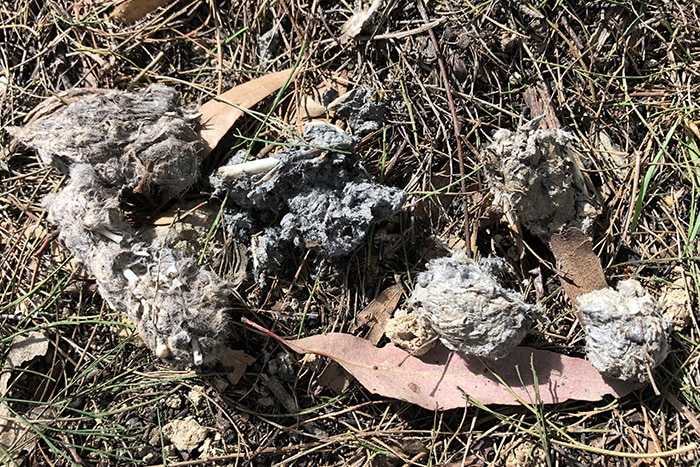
left=162, top=419, right=208, bottom=453
left=188, top=385, right=205, bottom=408
left=164, top=395, right=182, bottom=410
left=504, top=440, right=545, bottom=467
left=660, top=268, right=692, bottom=331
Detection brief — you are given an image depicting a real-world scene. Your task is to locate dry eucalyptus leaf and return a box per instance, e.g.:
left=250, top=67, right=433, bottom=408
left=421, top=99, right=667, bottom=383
left=198, top=68, right=297, bottom=157
left=549, top=228, right=608, bottom=305
left=316, top=361, right=353, bottom=394
left=111, top=0, right=175, bottom=24
left=297, top=95, right=327, bottom=121
left=243, top=319, right=635, bottom=409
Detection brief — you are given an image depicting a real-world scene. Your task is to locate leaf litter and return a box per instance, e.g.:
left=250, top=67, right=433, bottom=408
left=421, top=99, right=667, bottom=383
left=10, top=59, right=661, bottom=409
left=3, top=0, right=700, bottom=464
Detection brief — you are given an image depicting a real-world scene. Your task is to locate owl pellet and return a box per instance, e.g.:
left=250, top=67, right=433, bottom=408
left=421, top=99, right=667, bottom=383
left=481, top=116, right=598, bottom=239
left=577, top=279, right=670, bottom=382
left=408, top=253, right=537, bottom=359
left=14, top=85, right=231, bottom=365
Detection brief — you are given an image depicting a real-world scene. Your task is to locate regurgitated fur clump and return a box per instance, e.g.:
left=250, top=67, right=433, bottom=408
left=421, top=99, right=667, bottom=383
left=15, top=85, right=231, bottom=365
left=406, top=253, right=537, bottom=359
left=13, top=84, right=201, bottom=197
left=577, top=279, right=670, bottom=382
left=211, top=122, right=406, bottom=284
left=481, top=116, right=598, bottom=239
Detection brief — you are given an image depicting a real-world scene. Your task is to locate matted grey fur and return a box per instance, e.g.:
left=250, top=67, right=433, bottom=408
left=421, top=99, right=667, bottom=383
left=481, top=117, right=598, bottom=239
left=212, top=122, right=406, bottom=284
left=13, top=84, right=201, bottom=196
left=409, top=253, right=537, bottom=359
left=15, top=85, right=230, bottom=365
left=577, top=279, right=670, bottom=382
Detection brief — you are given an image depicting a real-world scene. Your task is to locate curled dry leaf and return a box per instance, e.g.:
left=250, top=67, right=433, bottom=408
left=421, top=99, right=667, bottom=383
left=243, top=319, right=636, bottom=409
left=111, top=0, right=175, bottom=24
left=549, top=228, right=608, bottom=305
left=198, top=68, right=297, bottom=157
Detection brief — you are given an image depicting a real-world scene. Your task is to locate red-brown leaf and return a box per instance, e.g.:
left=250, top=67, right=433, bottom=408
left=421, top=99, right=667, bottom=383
left=243, top=319, right=636, bottom=409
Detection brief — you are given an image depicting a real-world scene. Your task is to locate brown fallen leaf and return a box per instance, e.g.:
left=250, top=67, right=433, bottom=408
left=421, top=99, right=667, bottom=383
left=243, top=319, right=636, bottom=409
left=111, top=0, right=175, bottom=24
left=351, top=284, right=403, bottom=345
left=198, top=69, right=297, bottom=157
left=220, top=348, right=256, bottom=385
left=549, top=228, right=608, bottom=306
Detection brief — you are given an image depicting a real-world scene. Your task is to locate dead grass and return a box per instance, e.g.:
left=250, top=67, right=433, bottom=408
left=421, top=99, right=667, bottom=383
left=2, top=0, right=700, bottom=465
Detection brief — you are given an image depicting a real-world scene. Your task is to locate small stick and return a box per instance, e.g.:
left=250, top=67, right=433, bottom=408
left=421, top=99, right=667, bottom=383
left=30, top=230, right=59, bottom=290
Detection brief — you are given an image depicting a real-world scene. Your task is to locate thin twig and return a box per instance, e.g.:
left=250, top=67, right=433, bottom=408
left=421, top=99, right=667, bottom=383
left=416, top=0, right=471, bottom=257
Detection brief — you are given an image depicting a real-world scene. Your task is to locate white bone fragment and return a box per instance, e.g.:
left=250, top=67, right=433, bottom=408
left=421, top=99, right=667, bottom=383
left=217, top=157, right=279, bottom=180
left=155, top=341, right=171, bottom=358
left=169, top=278, right=183, bottom=291
left=191, top=335, right=203, bottom=366
left=165, top=264, right=179, bottom=278
left=132, top=248, right=150, bottom=257
left=123, top=268, right=139, bottom=285
left=94, top=226, right=123, bottom=243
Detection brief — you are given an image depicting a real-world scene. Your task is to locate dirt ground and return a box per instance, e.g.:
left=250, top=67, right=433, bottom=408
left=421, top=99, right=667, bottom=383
left=1, top=0, right=700, bottom=465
